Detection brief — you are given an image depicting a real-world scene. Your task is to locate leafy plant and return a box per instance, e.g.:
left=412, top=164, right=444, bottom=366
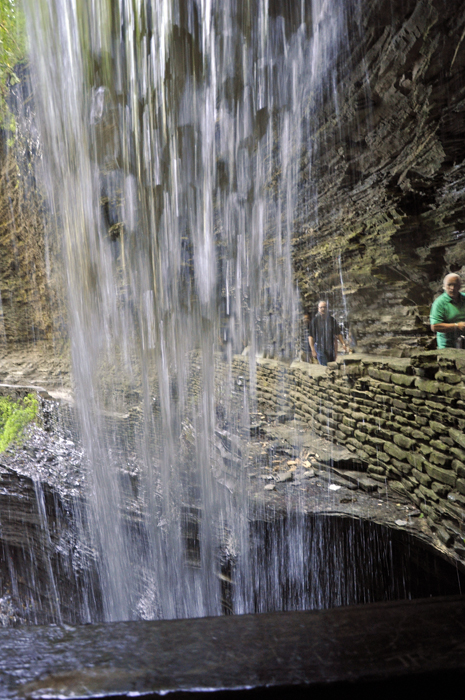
left=0, top=393, right=38, bottom=452
left=0, top=0, right=27, bottom=129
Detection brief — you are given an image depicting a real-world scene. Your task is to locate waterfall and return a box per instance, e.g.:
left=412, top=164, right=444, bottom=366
left=21, top=0, right=351, bottom=622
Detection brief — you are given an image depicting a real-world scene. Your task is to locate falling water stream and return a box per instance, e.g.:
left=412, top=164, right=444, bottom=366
left=18, top=0, right=373, bottom=622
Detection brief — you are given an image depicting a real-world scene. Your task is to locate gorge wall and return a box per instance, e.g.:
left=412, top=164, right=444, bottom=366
left=293, top=0, right=465, bottom=354
left=1, top=0, right=465, bottom=356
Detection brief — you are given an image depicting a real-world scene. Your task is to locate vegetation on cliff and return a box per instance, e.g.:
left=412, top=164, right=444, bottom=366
left=0, top=393, right=38, bottom=452
left=0, top=0, right=26, bottom=129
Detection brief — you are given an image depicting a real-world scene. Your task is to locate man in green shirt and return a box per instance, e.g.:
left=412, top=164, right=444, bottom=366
left=430, top=273, right=465, bottom=348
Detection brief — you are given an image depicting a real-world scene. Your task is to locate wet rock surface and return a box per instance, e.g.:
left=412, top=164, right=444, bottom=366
left=2, top=597, right=465, bottom=699
left=0, top=388, right=98, bottom=627
left=0, top=347, right=463, bottom=628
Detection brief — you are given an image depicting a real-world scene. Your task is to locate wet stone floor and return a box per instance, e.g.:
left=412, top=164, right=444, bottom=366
left=0, top=370, right=460, bottom=628
left=223, top=412, right=427, bottom=539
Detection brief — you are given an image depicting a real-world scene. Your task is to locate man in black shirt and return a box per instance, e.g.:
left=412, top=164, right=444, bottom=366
left=309, top=301, right=347, bottom=366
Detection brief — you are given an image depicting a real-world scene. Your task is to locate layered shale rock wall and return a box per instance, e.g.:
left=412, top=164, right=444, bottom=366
left=3, top=1, right=465, bottom=357
left=234, top=350, right=465, bottom=565
left=294, top=0, right=465, bottom=355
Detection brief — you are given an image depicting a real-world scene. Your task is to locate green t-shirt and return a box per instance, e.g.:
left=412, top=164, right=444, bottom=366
left=430, top=291, right=465, bottom=348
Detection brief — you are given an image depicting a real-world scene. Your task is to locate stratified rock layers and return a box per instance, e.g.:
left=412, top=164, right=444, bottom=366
left=294, top=0, right=465, bottom=354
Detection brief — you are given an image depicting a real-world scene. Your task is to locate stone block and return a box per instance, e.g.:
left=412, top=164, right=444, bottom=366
left=392, top=398, right=410, bottom=411
left=407, top=453, right=425, bottom=470
left=430, top=420, right=449, bottom=434
left=366, top=436, right=386, bottom=449
left=386, top=360, right=412, bottom=373
left=430, top=439, right=450, bottom=454
left=393, top=433, right=415, bottom=450
left=368, top=368, right=392, bottom=382
left=424, top=462, right=456, bottom=487
left=387, top=464, right=402, bottom=478
left=377, top=382, right=393, bottom=393
left=452, top=459, right=465, bottom=478
left=429, top=450, right=451, bottom=468
left=431, top=482, right=451, bottom=497
left=351, top=390, right=373, bottom=401
left=315, top=414, right=338, bottom=431
left=441, top=386, right=462, bottom=399
left=346, top=437, right=365, bottom=451
left=422, top=427, right=436, bottom=438
left=361, top=422, right=378, bottom=435
left=351, top=411, right=366, bottom=422
left=415, top=378, right=440, bottom=394
left=389, top=480, right=409, bottom=497
left=449, top=428, right=465, bottom=450
left=456, top=478, right=465, bottom=496
left=339, top=423, right=353, bottom=436
left=342, top=415, right=357, bottom=429
left=391, top=373, right=415, bottom=387
left=401, top=477, right=415, bottom=492
left=358, top=405, right=375, bottom=415
left=412, top=468, right=431, bottom=486
left=375, top=429, right=393, bottom=442
left=391, top=458, right=412, bottom=474
left=418, top=484, right=439, bottom=502
left=365, top=473, right=387, bottom=483
left=384, top=442, right=408, bottom=461
left=368, top=465, right=385, bottom=476
left=404, top=388, right=426, bottom=398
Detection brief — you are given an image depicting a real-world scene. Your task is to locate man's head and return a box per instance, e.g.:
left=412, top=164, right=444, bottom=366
left=317, top=300, right=328, bottom=316
left=444, top=274, right=462, bottom=300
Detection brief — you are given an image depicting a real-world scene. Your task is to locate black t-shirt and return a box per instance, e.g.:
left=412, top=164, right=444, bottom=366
left=309, top=314, right=340, bottom=353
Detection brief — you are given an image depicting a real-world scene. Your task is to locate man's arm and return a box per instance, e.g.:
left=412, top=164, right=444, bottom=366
left=308, top=335, right=317, bottom=361
left=336, top=333, right=347, bottom=355
left=431, top=321, right=465, bottom=332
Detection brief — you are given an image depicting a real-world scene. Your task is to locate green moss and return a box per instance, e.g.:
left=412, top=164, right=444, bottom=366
left=0, top=0, right=27, bottom=129
left=0, top=393, right=38, bottom=452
